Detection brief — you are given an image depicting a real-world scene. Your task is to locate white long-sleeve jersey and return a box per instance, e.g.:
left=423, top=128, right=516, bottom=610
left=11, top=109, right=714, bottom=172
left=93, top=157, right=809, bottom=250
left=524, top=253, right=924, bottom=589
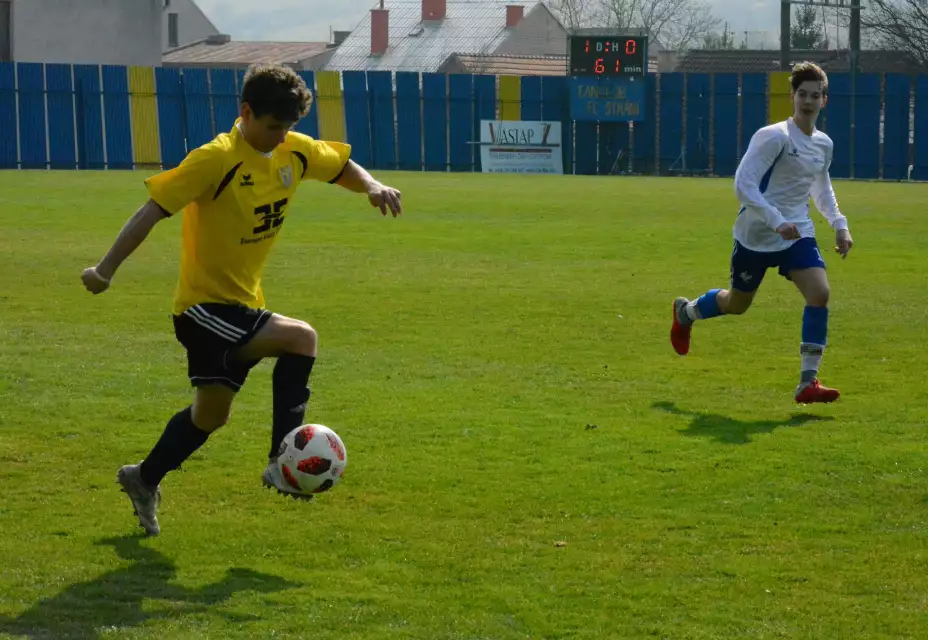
left=733, top=118, right=849, bottom=252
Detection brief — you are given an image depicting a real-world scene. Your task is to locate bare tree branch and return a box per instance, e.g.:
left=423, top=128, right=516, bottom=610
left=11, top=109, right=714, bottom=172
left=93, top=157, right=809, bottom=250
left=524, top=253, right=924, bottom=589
left=860, top=0, right=928, bottom=68
left=548, top=0, right=720, bottom=51
left=547, top=0, right=596, bottom=29
left=703, top=22, right=736, bottom=50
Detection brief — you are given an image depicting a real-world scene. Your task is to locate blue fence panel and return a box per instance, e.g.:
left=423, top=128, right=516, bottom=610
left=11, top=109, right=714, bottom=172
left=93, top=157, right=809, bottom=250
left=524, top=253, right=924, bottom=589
left=541, top=76, right=571, bottom=173
left=914, top=76, right=928, bottom=181
left=17, top=63, right=47, bottom=169
left=448, top=74, right=473, bottom=172
left=473, top=74, right=496, bottom=172
left=853, top=73, right=881, bottom=179
left=209, top=68, right=238, bottom=135
left=422, top=73, right=447, bottom=172
left=598, top=122, right=628, bottom=175
left=235, top=69, right=246, bottom=103
left=45, top=64, right=76, bottom=170
left=827, top=73, right=852, bottom=179
left=686, top=73, right=711, bottom=173
left=395, top=72, right=422, bottom=171
left=632, top=73, right=657, bottom=174
left=74, top=64, right=105, bottom=170
left=574, top=122, right=597, bottom=175
left=295, top=71, right=319, bottom=139
left=0, top=68, right=918, bottom=182
left=342, top=71, right=372, bottom=167
left=659, top=73, right=684, bottom=173
left=521, top=76, right=542, bottom=121
left=0, top=63, right=17, bottom=168
left=883, top=74, right=911, bottom=181
left=102, top=65, right=132, bottom=169
left=740, top=73, right=767, bottom=156
left=155, top=67, right=186, bottom=169
left=182, top=68, right=212, bottom=151
left=713, top=74, right=739, bottom=176
left=368, top=71, right=396, bottom=170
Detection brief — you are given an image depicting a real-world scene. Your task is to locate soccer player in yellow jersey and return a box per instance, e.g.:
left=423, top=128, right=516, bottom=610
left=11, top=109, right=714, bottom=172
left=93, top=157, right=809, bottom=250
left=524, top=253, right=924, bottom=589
left=81, top=65, right=402, bottom=536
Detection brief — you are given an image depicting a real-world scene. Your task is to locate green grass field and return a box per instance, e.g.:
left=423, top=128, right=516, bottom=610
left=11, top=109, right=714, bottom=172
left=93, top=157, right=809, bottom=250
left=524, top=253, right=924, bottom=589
left=1, top=170, right=926, bottom=639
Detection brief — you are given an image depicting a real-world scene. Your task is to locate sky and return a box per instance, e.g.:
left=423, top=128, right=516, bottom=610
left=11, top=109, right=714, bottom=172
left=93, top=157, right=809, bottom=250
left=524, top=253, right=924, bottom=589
left=195, top=0, right=790, bottom=48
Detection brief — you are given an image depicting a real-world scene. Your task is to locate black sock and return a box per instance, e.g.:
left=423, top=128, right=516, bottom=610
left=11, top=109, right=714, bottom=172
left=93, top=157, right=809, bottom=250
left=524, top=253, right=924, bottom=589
left=139, top=406, right=210, bottom=487
left=270, top=354, right=315, bottom=459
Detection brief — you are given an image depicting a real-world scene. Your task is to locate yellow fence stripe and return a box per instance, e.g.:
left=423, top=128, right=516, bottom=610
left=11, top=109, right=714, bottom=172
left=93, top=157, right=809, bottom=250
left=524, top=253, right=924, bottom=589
left=315, top=71, right=346, bottom=142
left=768, top=71, right=792, bottom=124
left=128, top=66, right=161, bottom=167
left=128, top=66, right=161, bottom=168
left=499, top=75, right=521, bottom=121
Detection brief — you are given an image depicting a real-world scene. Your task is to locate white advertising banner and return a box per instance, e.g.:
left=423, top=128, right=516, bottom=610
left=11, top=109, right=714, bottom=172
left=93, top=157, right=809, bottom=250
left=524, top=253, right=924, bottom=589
left=479, top=120, right=563, bottom=174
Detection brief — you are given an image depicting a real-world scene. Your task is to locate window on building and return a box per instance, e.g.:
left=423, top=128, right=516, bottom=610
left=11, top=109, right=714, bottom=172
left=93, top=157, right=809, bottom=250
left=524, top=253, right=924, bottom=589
left=168, top=12, right=179, bottom=49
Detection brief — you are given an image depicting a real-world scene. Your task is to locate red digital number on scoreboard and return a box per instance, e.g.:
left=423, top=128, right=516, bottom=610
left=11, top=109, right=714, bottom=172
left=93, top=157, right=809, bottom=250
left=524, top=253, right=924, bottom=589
left=571, top=35, right=646, bottom=77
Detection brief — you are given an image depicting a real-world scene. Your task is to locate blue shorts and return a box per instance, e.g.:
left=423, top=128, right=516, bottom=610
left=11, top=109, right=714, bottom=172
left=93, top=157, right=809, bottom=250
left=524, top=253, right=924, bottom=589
left=729, top=237, right=826, bottom=292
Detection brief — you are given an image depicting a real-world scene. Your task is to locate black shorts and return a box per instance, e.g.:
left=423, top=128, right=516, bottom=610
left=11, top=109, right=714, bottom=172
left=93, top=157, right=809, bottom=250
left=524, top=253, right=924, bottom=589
left=172, top=303, right=273, bottom=391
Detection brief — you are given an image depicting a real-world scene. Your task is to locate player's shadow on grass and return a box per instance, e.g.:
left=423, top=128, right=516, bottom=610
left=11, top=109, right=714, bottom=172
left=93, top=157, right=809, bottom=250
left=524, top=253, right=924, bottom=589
left=653, top=401, right=835, bottom=444
left=0, top=534, right=298, bottom=640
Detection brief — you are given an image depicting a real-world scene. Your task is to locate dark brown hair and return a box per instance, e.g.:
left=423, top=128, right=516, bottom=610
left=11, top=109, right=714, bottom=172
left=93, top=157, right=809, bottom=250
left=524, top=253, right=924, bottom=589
left=791, top=62, right=828, bottom=95
left=241, top=64, right=313, bottom=123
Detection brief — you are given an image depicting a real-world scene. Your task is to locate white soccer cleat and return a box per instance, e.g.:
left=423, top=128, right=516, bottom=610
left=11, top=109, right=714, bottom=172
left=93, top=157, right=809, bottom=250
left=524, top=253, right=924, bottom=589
left=117, top=463, right=161, bottom=536
left=262, top=460, right=313, bottom=501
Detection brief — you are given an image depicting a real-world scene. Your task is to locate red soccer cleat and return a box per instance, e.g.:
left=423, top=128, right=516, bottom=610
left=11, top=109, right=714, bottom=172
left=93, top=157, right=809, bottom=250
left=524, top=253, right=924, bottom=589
left=795, top=379, right=840, bottom=404
left=670, top=297, right=692, bottom=356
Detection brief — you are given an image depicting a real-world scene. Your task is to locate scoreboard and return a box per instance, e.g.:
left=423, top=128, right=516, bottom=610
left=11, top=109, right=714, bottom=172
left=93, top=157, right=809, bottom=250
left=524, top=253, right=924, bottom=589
left=569, top=34, right=648, bottom=77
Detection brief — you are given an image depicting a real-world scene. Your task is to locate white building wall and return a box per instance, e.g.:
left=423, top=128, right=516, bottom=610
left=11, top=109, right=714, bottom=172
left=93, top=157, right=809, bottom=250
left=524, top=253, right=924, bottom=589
left=493, top=6, right=570, bottom=57
left=162, top=0, right=219, bottom=51
left=11, top=0, right=162, bottom=66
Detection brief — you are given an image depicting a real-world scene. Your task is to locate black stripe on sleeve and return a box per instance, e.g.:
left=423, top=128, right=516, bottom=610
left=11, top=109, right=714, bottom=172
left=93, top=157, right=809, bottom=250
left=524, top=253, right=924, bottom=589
left=151, top=199, right=173, bottom=217
left=213, top=162, right=243, bottom=200
left=328, top=157, right=351, bottom=184
left=293, top=151, right=308, bottom=179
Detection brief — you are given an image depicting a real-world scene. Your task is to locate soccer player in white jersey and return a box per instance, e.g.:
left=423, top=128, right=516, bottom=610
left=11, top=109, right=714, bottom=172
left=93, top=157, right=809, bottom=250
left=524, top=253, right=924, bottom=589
left=670, top=62, right=854, bottom=404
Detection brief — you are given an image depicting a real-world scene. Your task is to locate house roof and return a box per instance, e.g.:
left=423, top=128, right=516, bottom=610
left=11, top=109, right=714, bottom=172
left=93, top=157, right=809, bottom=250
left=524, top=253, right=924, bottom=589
left=440, top=53, right=568, bottom=76
left=325, top=1, right=545, bottom=73
left=676, top=48, right=924, bottom=74
left=163, top=39, right=331, bottom=67
left=440, top=52, right=660, bottom=75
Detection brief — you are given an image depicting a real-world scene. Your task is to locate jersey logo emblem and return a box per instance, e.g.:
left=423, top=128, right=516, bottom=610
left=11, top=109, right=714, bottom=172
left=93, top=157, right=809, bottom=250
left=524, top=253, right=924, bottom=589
left=240, top=174, right=254, bottom=187
left=279, top=166, right=293, bottom=188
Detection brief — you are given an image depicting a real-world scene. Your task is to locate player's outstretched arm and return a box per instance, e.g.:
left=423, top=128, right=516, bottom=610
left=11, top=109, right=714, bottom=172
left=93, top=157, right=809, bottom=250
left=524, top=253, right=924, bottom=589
left=81, top=199, right=169, bottom=294
left=293, top=133, right=401, bottom=216
left=811, top=168, right=853, bottom=258
left=334, top=160, right=402, bottom=217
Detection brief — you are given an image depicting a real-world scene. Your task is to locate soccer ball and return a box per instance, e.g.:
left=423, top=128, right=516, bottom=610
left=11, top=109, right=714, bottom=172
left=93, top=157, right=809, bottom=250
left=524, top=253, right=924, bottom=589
left=276, top=424, right=347, bottom=495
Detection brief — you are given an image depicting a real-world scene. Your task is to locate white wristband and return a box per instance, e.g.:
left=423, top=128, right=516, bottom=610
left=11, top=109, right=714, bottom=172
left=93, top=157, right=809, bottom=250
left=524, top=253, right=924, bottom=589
left=92, top=269, right=112, bottom=284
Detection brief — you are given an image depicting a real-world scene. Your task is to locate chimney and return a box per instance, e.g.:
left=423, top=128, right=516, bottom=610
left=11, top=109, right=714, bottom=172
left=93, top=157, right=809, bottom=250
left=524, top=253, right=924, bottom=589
left=371, top=9, right=389, bottom=56
left=422, top=0, right=446, bottom=21
left=506, top=5, right=524, bottom=28
left=333, top=30, right=351, bottom=47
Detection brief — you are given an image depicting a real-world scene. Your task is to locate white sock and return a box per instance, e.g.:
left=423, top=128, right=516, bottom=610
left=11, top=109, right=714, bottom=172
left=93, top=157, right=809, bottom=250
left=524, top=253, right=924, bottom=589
left=684, top=300, right=700, bottom=321
left=800, top=343, right=824, bottom=385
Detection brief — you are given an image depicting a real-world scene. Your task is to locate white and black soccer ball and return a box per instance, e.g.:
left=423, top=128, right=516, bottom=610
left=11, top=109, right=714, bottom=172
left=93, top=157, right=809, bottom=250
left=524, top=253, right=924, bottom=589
left=276, top=424, right=347, bottom=495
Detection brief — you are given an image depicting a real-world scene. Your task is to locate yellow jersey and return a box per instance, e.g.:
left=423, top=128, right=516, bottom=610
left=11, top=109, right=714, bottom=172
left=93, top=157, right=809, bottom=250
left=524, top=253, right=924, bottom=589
left=145, top=121, right=351, bottom=315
